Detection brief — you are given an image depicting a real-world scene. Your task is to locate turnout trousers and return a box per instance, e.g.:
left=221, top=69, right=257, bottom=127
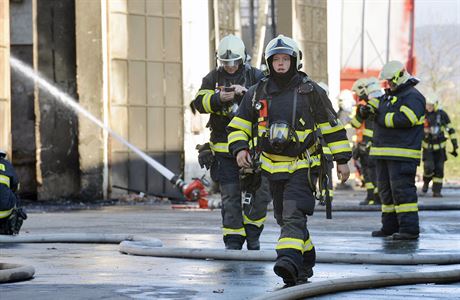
left=214, top=154, right=271, bottom=249
left=376, top=159, right=419, bottom=235
left=422, top=149, right=446, bottom=194
left=361, top=152, right=379, bottom=203
left=269, top=169, right=316, bottom=275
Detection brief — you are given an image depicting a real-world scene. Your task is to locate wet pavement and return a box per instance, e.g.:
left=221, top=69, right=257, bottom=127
left=1, top=188, right=460, bottom=299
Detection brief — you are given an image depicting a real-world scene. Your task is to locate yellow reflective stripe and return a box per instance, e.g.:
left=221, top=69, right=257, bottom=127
left=368, top=98, right=379, bottom=109
left=321, top=189, right=334, bottom=197
left=209, top=142, right=228, bottom=153
left=422, top=141, right=446, bottom=150
left=384, top=112, right=395, bottom=128
left=417, top=115, right=425, bottom=125
left=318, top=121, right=345, bottom=135
left=370, top=147, right=421, bottom=159
left=400, top=105, right=418, bottom=126
left=243, top=214, right=266, bottom=228
left=296, top=129, right=313, bottom=143
left=276, top=237, right=304, bottom=252
left=260, top=154, right=321, bottom=174
left=432, top=177, right=443, bottom=183
left=228, top=131, right=249, bottom=144
left=363, top=128, right=373, bottom=137
left=0, top=208, right=13, bottom=219
left=382, top=204, right=395, bottom=213
left=303, top=238, right=314, bottom=252
left=322, top=146, right=332, bottom=155
left=374, top=187, right=379, bottom=193
left=228, top=117, right=252, bottom=136
left=223, top=227, right=246, bottom=237
left=263, top=152, right=297, bottom=162
left=395, top=203, right=418, bottom=213
left=365, top=182, right=374, bottom=189
left=390, top=96, right=398, bottom=104
left=328, top=140, right=351, bottom=154
left=0, top=174, right=10, bottom=188
left=195, top=89, right=215, bottom=113
left=0, top=163, right=5, bottom=171
left=351, top=118, right=362, bottom=128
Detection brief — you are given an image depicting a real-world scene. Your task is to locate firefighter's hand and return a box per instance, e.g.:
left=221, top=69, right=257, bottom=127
left=358, top=105, right=372, bottom=119
left=220, top=91, right=235, bottom=103
left=236, top=149, right=252, bottom=168
left=231, top=84, right=248, bottom=96
left=336, top=163, right=350, bottom=183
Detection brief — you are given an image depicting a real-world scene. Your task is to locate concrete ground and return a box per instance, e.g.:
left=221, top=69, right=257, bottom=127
left=1, top=187, right=460, bottom=299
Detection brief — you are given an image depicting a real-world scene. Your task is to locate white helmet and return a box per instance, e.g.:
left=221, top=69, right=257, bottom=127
left=0, top=149, right=6, bottom=159
left=264, top=35, right=302, bottom=74
left=317, top=82, right=329, bottom=96
left=337, top=89, right=355, bottom=112
left=366, top=77, right=383, bottom=97
left=351, top=78, right=368, bottom=99
left=217, top=35, right=246, bottom=67
left=379, top=60, right=411, bottom=87
left=426, top=93, right=439, bottom=105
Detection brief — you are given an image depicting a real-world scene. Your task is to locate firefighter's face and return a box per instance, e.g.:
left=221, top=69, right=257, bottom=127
left=271, top=54, right=291, bottom=74
left=223, top=65, right=239, bottom=74
left=426, top=103, right=434, bottom=112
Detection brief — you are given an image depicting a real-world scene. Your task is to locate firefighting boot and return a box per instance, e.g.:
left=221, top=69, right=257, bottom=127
left=245, top=224, right=263, bottom=250
left=372, top=230, right=394, bottom=237
left=297, top=249, right=315, bottom=284
left=422, top=179, right=429, bottom=194
left=273, top=256, right=298, bottom=287
left=433, top=192, right=443, bottom=198
left=224, top=235, right=245, bottom=250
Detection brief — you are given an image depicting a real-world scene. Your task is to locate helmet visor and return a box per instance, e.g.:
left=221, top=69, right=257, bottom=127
left=219, top=58, right=243, bottom=67
left=266, top=48, right=296, bottom=60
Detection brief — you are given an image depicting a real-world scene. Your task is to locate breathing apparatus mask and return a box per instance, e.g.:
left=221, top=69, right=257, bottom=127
left=268, top=121, right=298, bottom=153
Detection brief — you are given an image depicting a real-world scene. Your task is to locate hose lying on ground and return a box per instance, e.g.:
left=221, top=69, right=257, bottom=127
left=0, top=263, right=35, bottom=283
left=316, top=204, right=460, bottom=212
left=0, top=233, right=162, bottom=246
left=0, top=234, right=162, bottom=284
left=251, top=268, right=460, bottom=300
left=119, top=242, right=460, bottom=265
left=120, top=242, right=460, bottom=299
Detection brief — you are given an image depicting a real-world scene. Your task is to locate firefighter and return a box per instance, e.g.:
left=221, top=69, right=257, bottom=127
left=190, top=35, right=271, bottom=250
left=363, top=60, right=425, bottom=240
left=421, top=93, right=458, bottom=197
left=227, top=35, right=351, bottom=286
left=351, top=77, right=382, bottom=205
left=0, top=150, right=27, bottom=235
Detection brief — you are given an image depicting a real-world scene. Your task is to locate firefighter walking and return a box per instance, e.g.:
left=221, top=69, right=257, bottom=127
left=363, top=61, right=425, bottom=240
left=227, top=35, right=351, bottom=285
left=351, top=77, right=382, bottom=205
left=191, top=35, right=271, bottom=250
left=422, top=93, right=458, bottom=197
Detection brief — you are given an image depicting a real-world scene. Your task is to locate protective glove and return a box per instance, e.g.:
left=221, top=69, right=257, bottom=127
left=196, top=143, right=214, bottom=170
left=358, top=105, right=372, bottom=119
left=450, top=140, right=458, bottom=157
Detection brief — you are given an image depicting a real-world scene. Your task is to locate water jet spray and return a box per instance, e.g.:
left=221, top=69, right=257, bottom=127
left=10, top=56, right=208, bottom=208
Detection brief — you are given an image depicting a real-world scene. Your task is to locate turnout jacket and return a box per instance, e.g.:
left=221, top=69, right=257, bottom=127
left=191, top=64, right=263, bottom=156
left=369, top=78, right=425, bottom=163
left=423, top=108, right=457, bottom=151
left=0, top=157, right=19, bottom=214
left=227, top=72, right=352, bottom=180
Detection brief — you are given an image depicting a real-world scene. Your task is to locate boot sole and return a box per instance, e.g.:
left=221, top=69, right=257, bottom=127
left=274, top=265, right=296, bottom=286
